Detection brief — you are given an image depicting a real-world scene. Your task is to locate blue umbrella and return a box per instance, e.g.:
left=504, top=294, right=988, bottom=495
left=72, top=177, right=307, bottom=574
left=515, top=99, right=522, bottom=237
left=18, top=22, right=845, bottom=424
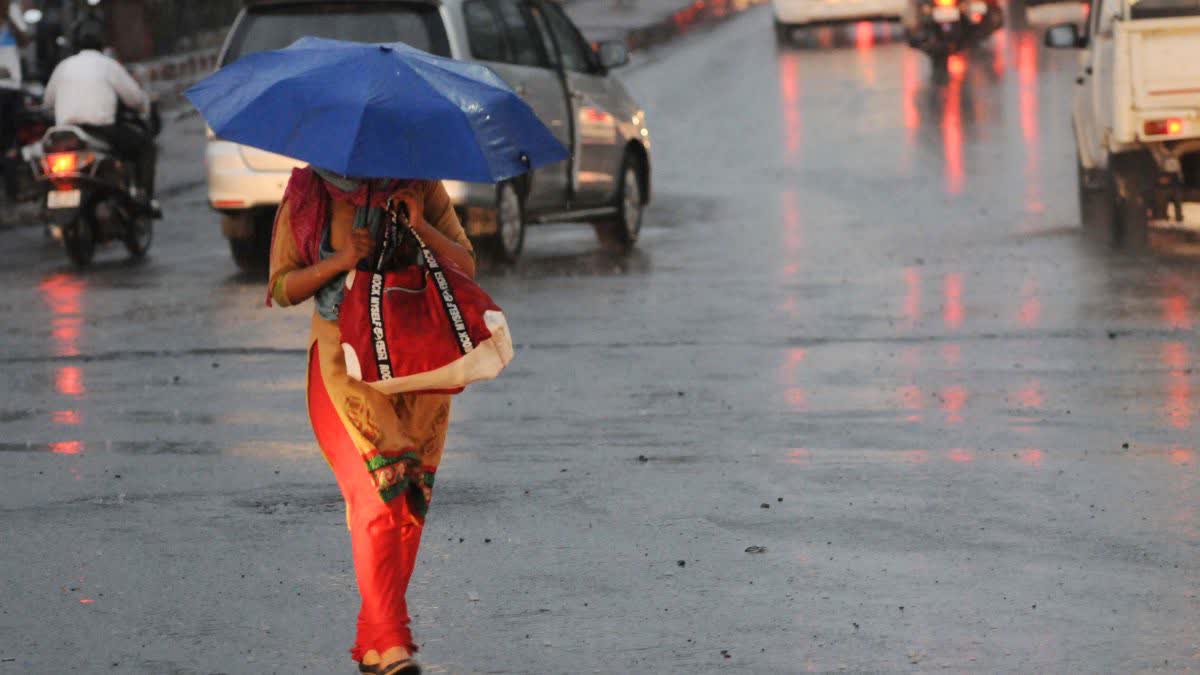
left=185, top=37, right=569, bottom=182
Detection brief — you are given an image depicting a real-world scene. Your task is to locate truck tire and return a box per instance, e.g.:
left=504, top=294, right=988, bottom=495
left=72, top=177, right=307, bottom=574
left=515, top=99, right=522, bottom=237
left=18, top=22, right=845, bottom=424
left=1077, top=152, right=1113, bottom=242
left=1109, top=153, right=1152, bottom=248
left=228, top=209, right=274, bottom=272
left=774, top=20, right=792, bottom=45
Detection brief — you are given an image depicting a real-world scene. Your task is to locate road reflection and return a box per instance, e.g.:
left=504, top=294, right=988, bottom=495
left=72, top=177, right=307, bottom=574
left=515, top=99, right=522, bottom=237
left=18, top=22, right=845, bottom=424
left=1162, top=342, right=1192, bottom=430
left=38, top=273, right=86, bottom=454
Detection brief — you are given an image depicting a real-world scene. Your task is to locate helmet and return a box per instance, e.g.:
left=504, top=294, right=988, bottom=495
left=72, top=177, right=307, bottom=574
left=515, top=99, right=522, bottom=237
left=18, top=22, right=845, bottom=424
left=72, top=17, right=105, bottom=53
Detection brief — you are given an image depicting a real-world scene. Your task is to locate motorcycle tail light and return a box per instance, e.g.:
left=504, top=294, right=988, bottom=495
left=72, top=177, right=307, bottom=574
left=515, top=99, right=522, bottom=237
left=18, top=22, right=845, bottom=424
left=1144, top=118, right=1184, bottom=136
left=47, top=152, right=76, bottom=176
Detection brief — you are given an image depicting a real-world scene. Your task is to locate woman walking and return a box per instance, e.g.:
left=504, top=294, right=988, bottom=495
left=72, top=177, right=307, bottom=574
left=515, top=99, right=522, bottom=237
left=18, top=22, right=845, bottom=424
left=186, top=38, right=565, bottom=672
left=268, top=166, right=475, bottom=675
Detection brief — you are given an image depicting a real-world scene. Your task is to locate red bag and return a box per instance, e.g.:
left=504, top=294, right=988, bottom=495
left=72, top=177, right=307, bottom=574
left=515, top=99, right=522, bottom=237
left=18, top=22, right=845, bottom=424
left=338, top=200, right=513, bottom=395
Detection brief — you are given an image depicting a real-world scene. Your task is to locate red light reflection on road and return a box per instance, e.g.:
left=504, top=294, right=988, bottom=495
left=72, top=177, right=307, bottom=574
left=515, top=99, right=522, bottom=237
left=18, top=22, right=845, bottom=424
left=943, top=273, right=963, bottom=329
left=39, top=274, right=85, bottom=357
left=899, top=384, right=923, bottom=423
left=1017, top=32, right=1039, bottom=146
left=781, top=189, right=802, bottom=251
left=942, top=385, right=967, bottom=424
left=1019, top=277, right=1041, bottom=327
left=1019, top=448, right=1045, bottom=467
left=855, top=22, right=876, bottom=85
left=785, top=448, right=811, bottom=465
left=1163, top=342, right=1192, bottom=429
left=903, top=267, right=921, bottom=328
left=51, top=441, right=83, bottom=455
left=902, top=52, right=920, bottom=133
left=947, top=448, right=974, bottom=463
left=781, top=348, right=808, bottom=411
left=56, top=366, right=85, bottom=397
left=1163, top=293, right=1192, bottom=330
left=52, top=410, right=81, bottom=425
left=942, top=343, right=962, bottom=366
left=1017, top=31, right=1042, bottom=217
left=991, top=29, right=1007, bottom=75
left=777, top=53, right=801, bottom=160
left=785, top=388, right=807, bottom=410
left=1015, top=380, right=1043, bottom=409
left=1168, top=448, right=1193, bottom=465
left=942, top=60, right=965, bottom=194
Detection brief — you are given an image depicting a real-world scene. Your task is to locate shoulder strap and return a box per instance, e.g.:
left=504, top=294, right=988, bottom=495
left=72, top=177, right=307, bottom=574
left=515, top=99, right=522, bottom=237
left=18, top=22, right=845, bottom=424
left=386, top=197, right=475, bottom=356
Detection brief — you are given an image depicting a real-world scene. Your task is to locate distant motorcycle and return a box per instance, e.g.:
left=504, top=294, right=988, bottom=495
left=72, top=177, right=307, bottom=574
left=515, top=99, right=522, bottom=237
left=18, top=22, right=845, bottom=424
left=3, top=83, right=52, bottom=202
left=905, top=0, right=1003, bottom=68
left=28, top=108, right=161, bottom=267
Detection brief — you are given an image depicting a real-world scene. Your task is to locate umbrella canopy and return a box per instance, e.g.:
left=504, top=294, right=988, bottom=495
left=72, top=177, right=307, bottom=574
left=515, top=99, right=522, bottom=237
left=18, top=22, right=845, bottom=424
left=185, top=37, right=569, bottom=182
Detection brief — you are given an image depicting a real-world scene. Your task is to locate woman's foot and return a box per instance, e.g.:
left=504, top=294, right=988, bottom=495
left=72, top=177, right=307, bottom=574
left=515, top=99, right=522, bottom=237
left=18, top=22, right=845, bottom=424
left=358, top=647, right=420, bottom=675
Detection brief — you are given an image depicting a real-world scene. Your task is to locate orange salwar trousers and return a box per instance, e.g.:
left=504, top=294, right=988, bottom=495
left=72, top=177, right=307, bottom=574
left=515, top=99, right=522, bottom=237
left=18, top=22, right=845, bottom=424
left=307, top=345, right=426, bottom=661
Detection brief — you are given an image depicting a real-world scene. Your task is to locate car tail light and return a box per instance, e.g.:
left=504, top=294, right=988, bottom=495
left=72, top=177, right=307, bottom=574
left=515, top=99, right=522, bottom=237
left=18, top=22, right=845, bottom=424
left=47, top=152, right=77, bottom=176
left=1144, top=118, right=1184, bottom=136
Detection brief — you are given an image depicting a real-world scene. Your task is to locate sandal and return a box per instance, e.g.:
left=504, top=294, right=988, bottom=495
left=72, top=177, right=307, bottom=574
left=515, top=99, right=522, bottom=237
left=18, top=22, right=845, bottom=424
left=358, top=658, right=421, bottom=675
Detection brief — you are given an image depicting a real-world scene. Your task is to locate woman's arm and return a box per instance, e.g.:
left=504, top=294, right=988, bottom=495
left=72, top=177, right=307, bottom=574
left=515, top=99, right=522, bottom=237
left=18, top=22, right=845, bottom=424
left=268, top=198, right=373, bottom=308
left=412, top=219, right=475, bottom=278
left=413, top=181, right=476, bottom=278
left=280, top=228, right=373, bottom=306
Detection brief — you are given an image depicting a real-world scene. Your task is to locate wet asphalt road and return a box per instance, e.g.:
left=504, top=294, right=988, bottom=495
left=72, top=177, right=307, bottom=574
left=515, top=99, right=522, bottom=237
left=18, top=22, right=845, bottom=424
left=3, top=8, right=1199, bottom=673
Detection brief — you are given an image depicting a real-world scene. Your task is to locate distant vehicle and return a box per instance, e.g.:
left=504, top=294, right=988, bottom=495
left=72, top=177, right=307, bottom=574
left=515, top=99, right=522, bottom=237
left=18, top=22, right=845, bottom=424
left=28, top=111, right=161, bottom=267
left=902, top=0, right=1002, bottom=67
left=207, top=0, right=652, bottom=270
left=1047, top=0, right=1200, bottom=245
left=772, top=0, right=905, bottom=42
left=3, top=82, right=51, bottom=202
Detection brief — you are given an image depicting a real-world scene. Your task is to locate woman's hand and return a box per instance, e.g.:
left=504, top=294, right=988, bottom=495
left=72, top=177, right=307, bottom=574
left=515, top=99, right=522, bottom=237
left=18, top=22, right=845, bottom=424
left=330, top=228, right=375, bottom=271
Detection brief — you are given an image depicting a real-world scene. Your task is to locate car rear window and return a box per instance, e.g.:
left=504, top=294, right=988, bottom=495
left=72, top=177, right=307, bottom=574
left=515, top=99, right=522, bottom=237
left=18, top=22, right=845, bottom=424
left=1130, top=0, right=1200, bottom=18
left=223, top=3, right=450, bottom=65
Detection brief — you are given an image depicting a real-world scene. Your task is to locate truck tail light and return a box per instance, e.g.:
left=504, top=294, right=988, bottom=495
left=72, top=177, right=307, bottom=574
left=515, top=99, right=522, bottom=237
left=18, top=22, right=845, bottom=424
left=1144, top=118, right=1183, bottom=136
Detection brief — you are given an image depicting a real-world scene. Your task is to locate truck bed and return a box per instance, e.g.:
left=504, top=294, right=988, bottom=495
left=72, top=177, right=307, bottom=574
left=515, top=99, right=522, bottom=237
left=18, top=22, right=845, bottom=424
left=1128, top=16, right=1200, bottom=110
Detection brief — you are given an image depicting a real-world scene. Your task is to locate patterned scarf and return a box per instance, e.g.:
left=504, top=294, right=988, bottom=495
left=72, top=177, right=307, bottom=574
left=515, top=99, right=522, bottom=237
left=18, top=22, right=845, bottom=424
left=267, top=166, right=416, bottom=309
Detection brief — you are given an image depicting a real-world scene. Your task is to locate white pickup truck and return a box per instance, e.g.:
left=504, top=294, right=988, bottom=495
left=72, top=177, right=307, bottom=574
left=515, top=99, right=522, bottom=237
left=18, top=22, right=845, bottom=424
left=1047, top=1, right=1200, bottom=245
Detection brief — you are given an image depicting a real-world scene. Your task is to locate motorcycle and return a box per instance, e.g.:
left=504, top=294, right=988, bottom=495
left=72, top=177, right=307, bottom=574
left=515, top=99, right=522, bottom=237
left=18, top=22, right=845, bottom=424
left=5, top=83, right=52, bottom=202
left=905, top=0, right=1003, bottom=68
left=28, top=110, right=161, bottom=267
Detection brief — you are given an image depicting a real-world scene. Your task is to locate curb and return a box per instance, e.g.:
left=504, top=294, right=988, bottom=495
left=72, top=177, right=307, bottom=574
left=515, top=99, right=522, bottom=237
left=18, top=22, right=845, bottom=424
left=127, top=47, right=221, bottom=110
left=608, top=0, right=767, bottom=51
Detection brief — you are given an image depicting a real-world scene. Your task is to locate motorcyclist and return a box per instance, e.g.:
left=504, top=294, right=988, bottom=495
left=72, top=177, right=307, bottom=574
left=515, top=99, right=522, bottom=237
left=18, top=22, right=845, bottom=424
left=43, top=23, right=156, bottom=203
left=0, top=1, right=30, bottom=157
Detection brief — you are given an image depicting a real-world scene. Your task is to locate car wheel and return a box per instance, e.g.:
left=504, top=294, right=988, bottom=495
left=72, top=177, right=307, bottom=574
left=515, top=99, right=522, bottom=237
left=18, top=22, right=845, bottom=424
left=593, top=153, right=644, bottom=253
left=485, top=181, right=525, bottom=263
left=228, top=210, right=274, bottom=272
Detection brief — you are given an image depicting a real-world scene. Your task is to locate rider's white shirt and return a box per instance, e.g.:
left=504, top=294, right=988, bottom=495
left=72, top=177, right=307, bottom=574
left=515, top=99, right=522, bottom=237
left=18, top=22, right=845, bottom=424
left=44, top=49, right=149, bottom=127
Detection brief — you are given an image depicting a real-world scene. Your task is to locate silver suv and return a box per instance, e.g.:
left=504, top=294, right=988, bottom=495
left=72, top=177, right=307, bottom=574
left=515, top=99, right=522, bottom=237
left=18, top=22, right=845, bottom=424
left=207, top=0, right=652, bottom=268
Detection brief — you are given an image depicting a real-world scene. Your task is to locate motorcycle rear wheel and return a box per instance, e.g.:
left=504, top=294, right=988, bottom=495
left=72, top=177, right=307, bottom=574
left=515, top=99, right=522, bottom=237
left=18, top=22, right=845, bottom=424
left=63, top=218, right=96, bottom=267
left=124, top=214, right=154, bottom=259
